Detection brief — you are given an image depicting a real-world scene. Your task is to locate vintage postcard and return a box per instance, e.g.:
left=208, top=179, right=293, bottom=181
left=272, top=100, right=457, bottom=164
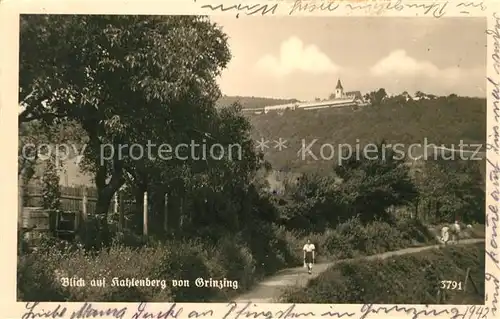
left=1, top=0, right=499, bottom=318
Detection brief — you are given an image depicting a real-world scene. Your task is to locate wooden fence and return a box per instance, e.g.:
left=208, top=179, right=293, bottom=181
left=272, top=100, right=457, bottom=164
left=22, top=184, right=142, bottom=232
left=25, top=184, right=101, bottom=216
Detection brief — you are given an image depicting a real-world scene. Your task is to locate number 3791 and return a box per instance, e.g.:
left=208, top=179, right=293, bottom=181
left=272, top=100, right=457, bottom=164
left=439, top=280, right=463, bottom=290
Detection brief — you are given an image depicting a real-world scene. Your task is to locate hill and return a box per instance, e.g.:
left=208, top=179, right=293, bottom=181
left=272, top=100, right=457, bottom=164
left=217, top=95, right=299, bottom=109
left=245, top=96, right=486, bottom=173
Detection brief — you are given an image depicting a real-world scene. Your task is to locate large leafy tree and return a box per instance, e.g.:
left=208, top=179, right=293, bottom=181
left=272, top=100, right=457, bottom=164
left=334, top=141, right=418, bottom=223
left=19, top=15, right=231, bottom=243
left=413, top=159, right=485, bottom=223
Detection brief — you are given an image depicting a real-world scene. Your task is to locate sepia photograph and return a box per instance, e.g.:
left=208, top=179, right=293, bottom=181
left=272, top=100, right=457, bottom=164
left=17, top=14, right=487, bottom=305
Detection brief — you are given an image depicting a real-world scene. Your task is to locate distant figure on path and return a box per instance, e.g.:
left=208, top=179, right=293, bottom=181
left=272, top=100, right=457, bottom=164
left=303, top=239, right=315, bottom=274
left=441, top=220, right=462, bottom=245
left=451, top=220, right=461, bottom=244
left=440, top=226, right=450, bottom=245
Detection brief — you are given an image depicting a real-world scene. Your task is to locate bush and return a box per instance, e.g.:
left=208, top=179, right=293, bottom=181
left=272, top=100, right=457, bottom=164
left=18, top=235, right=258, bottom=302
left=396, top=218, right=436, bottom=244
left=323, top=217, right=435, bottom=259
left=280, top=243, right=485, bottom=304
left=212, top=236, right=256, bottom=293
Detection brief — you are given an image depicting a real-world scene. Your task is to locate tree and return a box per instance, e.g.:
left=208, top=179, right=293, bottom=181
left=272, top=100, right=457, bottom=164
left=365, top=88, right=387, bottom=106
left=413, top=159, right=485, bottom=223
left=41, top=156, right=61, bottom=211
left=20, top=15, right=232, bottom=243
left=415, top=91, right=426, bottom=99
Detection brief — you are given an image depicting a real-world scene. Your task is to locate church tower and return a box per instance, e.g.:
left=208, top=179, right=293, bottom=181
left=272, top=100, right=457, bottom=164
left=335, top=79, right=344, bottom=99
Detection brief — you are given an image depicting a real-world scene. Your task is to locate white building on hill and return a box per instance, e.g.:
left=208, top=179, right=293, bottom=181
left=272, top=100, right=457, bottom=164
left=243, top=79, right=367, bottom=114
left=297, top=79, right=366, bottom=111
left=263, top=102, right=299, bottom=113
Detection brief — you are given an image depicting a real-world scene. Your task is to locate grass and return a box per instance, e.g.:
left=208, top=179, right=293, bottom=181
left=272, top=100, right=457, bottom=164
left=279, top=242, right=485, bottom=304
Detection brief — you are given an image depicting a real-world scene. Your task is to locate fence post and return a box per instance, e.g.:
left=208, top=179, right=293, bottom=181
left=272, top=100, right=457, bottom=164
left=464, top=267, right=470, bottom=292
left=164, top=192, right=168, bottom=232
left=82, top=187, right=88, bottom=221
left=18, top=177, right=24, bottom=229
left=143, top=191, right=148, bottom=236
left=113, top=192, right=122, bottom=231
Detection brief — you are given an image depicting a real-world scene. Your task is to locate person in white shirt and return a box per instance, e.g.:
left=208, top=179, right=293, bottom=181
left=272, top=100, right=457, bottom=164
left=303, top=239, right=315, bottom=274
left=441, top=220, right=461, bottom=245
left=440, top=226, right=450, bottom=245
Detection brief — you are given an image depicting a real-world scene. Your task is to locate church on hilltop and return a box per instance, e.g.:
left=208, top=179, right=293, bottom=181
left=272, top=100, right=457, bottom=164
left=332, top=79, right=363, bottom=101
left=334, top=79, right=344, bottom=99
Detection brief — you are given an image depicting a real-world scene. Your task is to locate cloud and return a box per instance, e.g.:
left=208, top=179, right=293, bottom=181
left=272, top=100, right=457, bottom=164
left=256, top=37, right=340, bottom=76
left=369, top=50, right=485, bottom=96
left=369, top=50, right=475, bottom=83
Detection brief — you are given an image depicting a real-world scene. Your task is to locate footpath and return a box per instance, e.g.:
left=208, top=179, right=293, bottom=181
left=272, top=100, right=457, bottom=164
left=233, top=238, right=485, bottom=303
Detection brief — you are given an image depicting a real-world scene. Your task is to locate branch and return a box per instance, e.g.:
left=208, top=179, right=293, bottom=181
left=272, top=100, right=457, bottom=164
left=18, top=110, right=60, bottom=124
left=20, top=88, right=37, bottom=104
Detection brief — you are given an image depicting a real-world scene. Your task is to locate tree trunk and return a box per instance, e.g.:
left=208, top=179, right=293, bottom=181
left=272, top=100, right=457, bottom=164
left=94, top=156, right=124, bottom=246
left=167, top=192, right=170, bottom=233
left=134, top=187, right=145, bottom=233
left=414, top=197, right=419, bottom=220
left=167, top=190, right=181, bottom=236
left=150, top=188, right=166, bottom=237
left=95, top=186, right=115, bottom=246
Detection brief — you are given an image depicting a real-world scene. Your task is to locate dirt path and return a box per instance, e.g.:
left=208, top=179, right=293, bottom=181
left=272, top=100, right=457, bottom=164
left=233, top=238, right=485, bottom=303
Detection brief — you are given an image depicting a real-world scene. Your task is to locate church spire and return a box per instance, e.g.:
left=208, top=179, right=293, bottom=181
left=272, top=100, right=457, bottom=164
left=336, top=79, right=343, bottom=90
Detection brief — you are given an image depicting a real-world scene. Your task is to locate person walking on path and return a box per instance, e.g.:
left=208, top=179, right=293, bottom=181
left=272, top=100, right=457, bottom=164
left=303, top=239, right=315, bottom=274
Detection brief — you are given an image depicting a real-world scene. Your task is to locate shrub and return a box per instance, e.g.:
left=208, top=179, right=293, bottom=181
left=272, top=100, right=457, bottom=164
left=17, top=235, right=257, bottom=302
left=213, top=236, right=256, bottom=292
left=322, top=217, right=434, bottom=260
left=396, top=218, right=435, bottom=244
left=364, top=221, right=408, bottom=254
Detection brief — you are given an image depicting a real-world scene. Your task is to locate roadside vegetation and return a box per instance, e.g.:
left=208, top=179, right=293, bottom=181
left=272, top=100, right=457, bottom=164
left=280, top=243, right=485, bottom=304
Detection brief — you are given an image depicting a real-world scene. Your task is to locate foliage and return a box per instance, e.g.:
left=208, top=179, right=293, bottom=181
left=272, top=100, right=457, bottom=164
left=321, top=217, right=436, bottom=259
left=17, top=230, right=285, bottom=302
left=363, top=88, right=387, bottom=106
left=247, top=96, right=485, bottom=173
left=280, top=243, right=485, bottom=304
left=276, top=143, right=418, bottom=231
left=412, top=159, right=485, bottom=223
left=20, top=15, right=234, bottom=243
left=41, top=156, right=61, bottom=210
left=334, top=141, right=418, bottom=223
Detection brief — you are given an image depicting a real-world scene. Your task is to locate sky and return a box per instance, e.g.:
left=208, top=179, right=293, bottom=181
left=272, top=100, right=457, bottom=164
left=211, top=17, right=486, bottom=100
